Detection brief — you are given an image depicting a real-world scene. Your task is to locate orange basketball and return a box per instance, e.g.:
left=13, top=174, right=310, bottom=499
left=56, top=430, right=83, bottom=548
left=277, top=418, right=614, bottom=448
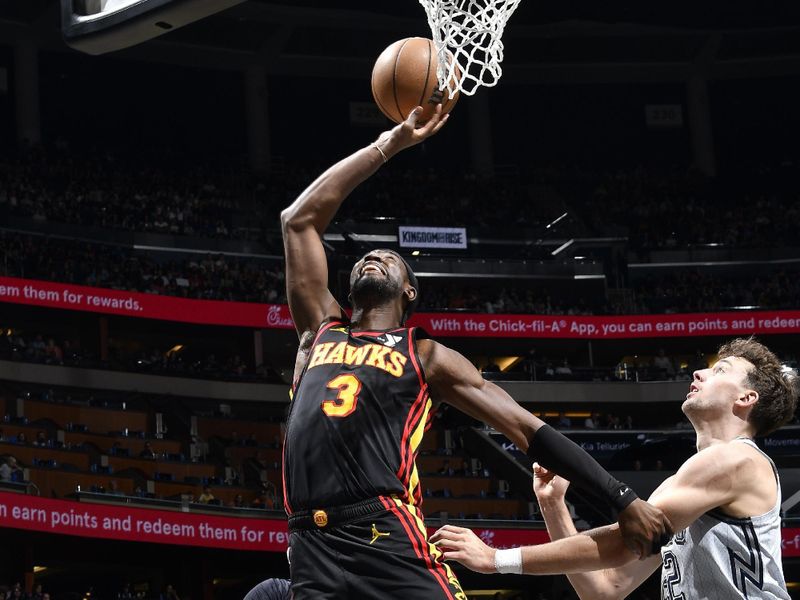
left=371, top=37, right=460, bottom=125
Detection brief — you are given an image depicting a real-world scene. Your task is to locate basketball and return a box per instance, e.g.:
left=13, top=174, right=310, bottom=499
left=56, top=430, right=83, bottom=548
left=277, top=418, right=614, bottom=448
left=371, top=37, right=460, bottom=125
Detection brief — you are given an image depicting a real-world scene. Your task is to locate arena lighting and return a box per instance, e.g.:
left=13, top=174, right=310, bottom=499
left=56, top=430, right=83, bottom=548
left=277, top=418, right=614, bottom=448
left=488, top=356, right=520, bottom=371
left=545, top=212, right=569, bottom=230
left=550, top=238, right=574, bottom=256
left=33, top=566, right=47, bottom=573
left=61, top=0, right=246, bottom=55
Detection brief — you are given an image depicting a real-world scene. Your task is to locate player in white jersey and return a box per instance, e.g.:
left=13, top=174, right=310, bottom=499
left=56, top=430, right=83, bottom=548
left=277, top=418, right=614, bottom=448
left=431, top=338, right=797, bottom=599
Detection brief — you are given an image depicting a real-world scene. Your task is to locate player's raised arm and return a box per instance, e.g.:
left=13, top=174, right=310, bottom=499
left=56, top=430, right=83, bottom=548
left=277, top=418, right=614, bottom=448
left=418, top=339, right=671, bottom=557
left=280, top=105, right=449, bottom=343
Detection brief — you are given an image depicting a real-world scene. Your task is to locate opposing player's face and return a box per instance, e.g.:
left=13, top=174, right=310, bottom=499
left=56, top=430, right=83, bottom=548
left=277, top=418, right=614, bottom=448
left=349, top=250, right=407, bottom=307
left=683, top=356, right=755, bottom=416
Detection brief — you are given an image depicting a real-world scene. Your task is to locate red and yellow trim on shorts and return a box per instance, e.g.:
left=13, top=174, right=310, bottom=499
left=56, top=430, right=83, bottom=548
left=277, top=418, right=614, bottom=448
left=380, top=496, right=466, bottom=600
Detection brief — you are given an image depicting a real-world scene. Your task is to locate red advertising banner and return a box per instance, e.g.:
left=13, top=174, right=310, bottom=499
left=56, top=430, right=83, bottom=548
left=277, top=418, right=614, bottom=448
left=412, top=311, right=800, bottom=339
left=0, top=276, right=294, bottom=330
left=1, top=492, right=799, bottom=557
left=1, top=276, right=800, bottom=338
left=0, top=491, right=288, bottom=552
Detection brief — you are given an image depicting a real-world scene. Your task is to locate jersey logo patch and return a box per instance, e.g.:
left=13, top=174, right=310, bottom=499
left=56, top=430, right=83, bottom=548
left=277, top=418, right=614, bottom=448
left=728, top=521, right=764, bottom=595
left=369, top=523, right=390, bottom=544
left=378, top=333, right=403, bottom=348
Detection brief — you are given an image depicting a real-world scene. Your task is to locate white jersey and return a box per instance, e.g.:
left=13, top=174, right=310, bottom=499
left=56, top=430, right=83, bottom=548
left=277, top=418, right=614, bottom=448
left=660, top=438, right=789, bottom=600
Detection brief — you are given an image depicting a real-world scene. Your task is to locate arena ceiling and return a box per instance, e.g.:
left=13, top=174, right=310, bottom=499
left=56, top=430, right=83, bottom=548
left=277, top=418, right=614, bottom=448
left=1, top=0, right=800, bottom=79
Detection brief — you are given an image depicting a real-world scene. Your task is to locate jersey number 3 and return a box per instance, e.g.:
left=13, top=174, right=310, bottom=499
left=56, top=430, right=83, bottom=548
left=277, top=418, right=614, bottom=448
left=323, top=374, right=362, bottom=418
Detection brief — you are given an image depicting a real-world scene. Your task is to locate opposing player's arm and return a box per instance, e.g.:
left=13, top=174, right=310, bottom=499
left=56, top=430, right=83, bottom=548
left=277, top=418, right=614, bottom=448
left=433, top=444, right=757, bottom=580
left=533, top=465, right=662, bottom=600
left=280, top=105, right=448, bottom=341
left=419, top=339, right=670, bottom=557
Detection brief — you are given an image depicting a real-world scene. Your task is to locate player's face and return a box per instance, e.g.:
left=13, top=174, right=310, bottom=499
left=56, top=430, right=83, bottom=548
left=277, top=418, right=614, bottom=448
left=349, top=250, right=408, bottom=307
left=683, top=356, right=755, bottom=416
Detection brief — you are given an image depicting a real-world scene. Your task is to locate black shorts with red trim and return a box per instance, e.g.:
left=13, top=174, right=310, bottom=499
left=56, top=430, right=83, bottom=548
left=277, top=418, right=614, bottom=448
left=288, top=496, right=465, bottom=600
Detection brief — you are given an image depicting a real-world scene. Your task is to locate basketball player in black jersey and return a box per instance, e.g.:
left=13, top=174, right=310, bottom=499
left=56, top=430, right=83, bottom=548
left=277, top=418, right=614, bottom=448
left=280, top=104, right=671, bottom=600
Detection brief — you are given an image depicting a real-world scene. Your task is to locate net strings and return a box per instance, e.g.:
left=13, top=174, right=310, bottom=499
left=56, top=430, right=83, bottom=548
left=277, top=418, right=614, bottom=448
left=419, top=0, right=522, bottom=97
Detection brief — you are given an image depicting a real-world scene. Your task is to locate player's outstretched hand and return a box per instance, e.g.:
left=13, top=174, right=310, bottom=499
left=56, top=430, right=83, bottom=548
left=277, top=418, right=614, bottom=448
left=374, top=103, right=449, bottom=158
left=618, top=498, right=673, bottom=560
left=532, top=462, right=570, bottom=502
left=430, top=524, right=496, bottom=574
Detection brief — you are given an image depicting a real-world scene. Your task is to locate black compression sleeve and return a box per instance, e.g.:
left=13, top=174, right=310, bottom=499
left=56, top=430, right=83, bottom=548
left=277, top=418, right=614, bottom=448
left=527, top=424, right=637, bottom=512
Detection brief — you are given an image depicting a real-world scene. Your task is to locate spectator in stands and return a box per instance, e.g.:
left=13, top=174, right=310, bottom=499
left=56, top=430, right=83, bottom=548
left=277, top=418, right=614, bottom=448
left=139, top=442, right=156, bottom=459
left=584, top=412, right=600, bottom=429
left=117, top=583, right=134, bottom=599
left=246, top=433, right=258, bottom=446
left=557, top=413, right=572, bottom=429
left=30, top=584, right=43, bottom=600
left=6, top=583, right=24, bottom=600
left=28, top=335, right=46, bottom=361
left=197, top=486, right=215, bottom=504
left=675, top=365, right=692, bottom=381
left=522, top=349, right=540, bottom=381
left=482, top=359, right=500, bottom=373
left=108, top=480, right=124, bottom=496
left=230, top=493, right=245, bottom=508
left=555, top=359, right=573, bottom=377
left=652, top=348, right=675, bottom=379
left=253, top=483, right=278, bottom=510
left=688, top=349, right=708, bottom=373
left=33, top=431, right=49, bottom=447
left=160, top=584, right=180, bottom=600
left=44, top=338, right=63, bottom=365
left=15, top=432, right=27, bottom=445
left=438, top=460, right=455, bottom=476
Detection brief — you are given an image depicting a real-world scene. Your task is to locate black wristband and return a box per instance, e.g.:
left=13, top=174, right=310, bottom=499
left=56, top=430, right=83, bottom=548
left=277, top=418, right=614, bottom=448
left=527, top=424, right=638, bottom=513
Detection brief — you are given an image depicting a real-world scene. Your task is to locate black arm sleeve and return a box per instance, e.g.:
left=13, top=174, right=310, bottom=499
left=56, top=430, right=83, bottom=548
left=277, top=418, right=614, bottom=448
left=527, top=424, right=637, bottom=512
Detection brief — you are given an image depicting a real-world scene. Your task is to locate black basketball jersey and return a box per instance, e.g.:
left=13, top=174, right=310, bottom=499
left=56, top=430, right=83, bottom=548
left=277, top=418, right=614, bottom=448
left=282, top=320, right=433, bottom=514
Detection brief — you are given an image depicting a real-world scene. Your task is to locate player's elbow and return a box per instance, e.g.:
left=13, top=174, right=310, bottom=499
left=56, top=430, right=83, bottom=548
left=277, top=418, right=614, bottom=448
left=280, top=207, right=307, bottom=235
left=280, top=207, right=297, bottom=230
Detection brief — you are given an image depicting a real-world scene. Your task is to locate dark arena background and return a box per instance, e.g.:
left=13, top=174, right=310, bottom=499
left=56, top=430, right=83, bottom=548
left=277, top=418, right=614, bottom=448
left=0, top=0, right=800, bottom=598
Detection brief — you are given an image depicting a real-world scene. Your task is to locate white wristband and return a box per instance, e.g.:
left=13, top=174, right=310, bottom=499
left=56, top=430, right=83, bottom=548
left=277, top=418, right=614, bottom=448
left=494, top=547, right=523, bottom=574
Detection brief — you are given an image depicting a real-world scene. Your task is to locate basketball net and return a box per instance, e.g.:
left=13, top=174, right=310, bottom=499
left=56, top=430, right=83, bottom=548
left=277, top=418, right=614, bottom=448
left=418, top=0, right=521, bottom=97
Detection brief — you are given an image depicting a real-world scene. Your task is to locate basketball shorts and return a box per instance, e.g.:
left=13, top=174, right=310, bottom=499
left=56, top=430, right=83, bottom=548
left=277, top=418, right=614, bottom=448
left=288, top=495, right=466, bottom=600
